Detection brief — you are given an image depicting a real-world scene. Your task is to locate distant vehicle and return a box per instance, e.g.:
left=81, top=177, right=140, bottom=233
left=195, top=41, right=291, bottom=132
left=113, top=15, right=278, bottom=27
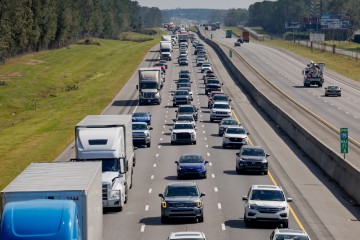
left=235, top=145, right=269, bottom=175
left=175, top=153, right=208, bottom=179
left=160, top=41, right=172, bottom=61
left=324, top=85, right=341, bottom=97
left=303, top=61, right=325, bottom=87
left=234, top=38, right=243, bottom=46
left=218, top=118, right=240, bottom=136
left=197, top=58, right=206, bottom=66
left=168, top=231, right=207, bottom=240
left=178, top=86, right=193, bottom=100
left=176, top=78, right=192, bottom=89
left=179, top=70, right=191, bottom=79
left=201, top=63, right=212, bottom=73
left=159, top=182, right=205, bottom=223
left=178, top=57, right=188, bottom=66
left=132, top=112, right=151, bottom=125
left=242, top=31, right=250, bottom=42
left=153, top=62, right=166, bottom=72
left=137, top=68, right=162, bottom=105
left=205, top=79, right=223, bottom=95
left=270, top=228, right=311, bottom=240
left=158, top=60, right=168, bottom=69
left=242, top=185, right=292, bottom=228
left=222, top=126, right=249, bottom=148
left=132, top=122, right=152, bottom=147
left=226, top=29, right=232, bottom=38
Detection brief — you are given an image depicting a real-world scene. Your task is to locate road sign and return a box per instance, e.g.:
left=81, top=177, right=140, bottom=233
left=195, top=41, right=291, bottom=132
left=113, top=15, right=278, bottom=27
left=229, top=49, right=232, bottom=58
left=340, top=128, right=348, bottom=154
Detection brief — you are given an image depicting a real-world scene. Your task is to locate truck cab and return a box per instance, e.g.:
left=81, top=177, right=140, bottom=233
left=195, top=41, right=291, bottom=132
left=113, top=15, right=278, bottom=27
left=1, top=200, right=81, bottom=240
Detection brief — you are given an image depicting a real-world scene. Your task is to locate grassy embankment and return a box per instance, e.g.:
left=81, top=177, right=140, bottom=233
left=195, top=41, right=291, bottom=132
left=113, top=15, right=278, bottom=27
left=223, top=26, right=360, bottom=82
left=0, top=31, right=161, bottom=189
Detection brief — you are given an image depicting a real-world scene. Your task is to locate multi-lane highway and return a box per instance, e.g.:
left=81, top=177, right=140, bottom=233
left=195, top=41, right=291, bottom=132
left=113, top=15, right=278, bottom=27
left=57, top=31, right=360, bottom=239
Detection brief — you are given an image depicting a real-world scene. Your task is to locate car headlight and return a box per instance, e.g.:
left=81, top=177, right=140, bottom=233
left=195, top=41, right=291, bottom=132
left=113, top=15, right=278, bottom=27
left=111, top=190, right=120, bottom=198
left=162, top=201, right=167, bottom=208
left=172, top=134, right=176, bottom=140
left=249, top=204, right=257, bottom=210
left=197, top=201, right=202, bottom=208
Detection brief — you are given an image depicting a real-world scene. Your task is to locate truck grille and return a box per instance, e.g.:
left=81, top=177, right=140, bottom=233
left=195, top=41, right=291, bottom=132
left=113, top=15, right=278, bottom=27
left=258, top=207, right=281, bottom=213
left=102, top=184, right=108, bottom=200
left=245, top=161, right=261, bottom=167
left=168, top=202, right=196, bottom=207
left=176, top=132, right=191, bottom=139
left=143, top=92, right=155, bottom=99
left=229, top=137, right=243, bottom=142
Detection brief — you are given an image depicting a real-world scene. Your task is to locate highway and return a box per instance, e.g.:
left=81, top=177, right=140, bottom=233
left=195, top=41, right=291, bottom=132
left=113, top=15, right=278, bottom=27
left=203, top=28, right=360, bottom=143
left=56, top=33, right=360, bottom=239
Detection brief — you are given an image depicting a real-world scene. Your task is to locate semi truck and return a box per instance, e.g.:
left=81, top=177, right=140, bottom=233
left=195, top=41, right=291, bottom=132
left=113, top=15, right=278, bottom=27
left=242, top=31, right=250, bottom=42
left=137, top=67, right=162, bottom=105
left=159, top=41, right=172, bottom=61
left=0, top=162, right=103, bottom=240
left=178, top=34, right=189, bottom=46
left=226, top=29, right=232, bottom=38
left=75, top=115, right=135, bottom=211
left=303, top=61, right=325, bottom=87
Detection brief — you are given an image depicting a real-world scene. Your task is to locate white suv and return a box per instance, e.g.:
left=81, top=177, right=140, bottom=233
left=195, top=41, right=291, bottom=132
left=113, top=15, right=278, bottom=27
left=270, top=228, right=311, bottom=240
left=242, top=185, right=292, bottom=228
left=210, top=101, right=232, bottom=122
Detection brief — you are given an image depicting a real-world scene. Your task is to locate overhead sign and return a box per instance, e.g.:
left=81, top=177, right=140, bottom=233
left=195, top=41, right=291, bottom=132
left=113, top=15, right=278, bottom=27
left=340, top=128, right=348, bottom=154
left=310, top=33, right=325, bottom=42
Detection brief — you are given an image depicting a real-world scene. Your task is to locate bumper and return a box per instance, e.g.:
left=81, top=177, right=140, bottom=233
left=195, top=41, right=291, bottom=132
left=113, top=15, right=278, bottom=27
left=133, top=137, right=150, bottom=145
left=210, top=113, right=232, bottom=120
left=237, top=161, right=268, bottom=172
left=245, top=210, right=289, bottom=223
left=161, top=208, right=203, bottom=219
left=178, top=170, right=206, bottom=178
left=140, top=98, right=161, bottom=104
left=173, top=99, right=190, bottom=106
left=223, top=138, right=247, bottom=147
left=103, top=198, right=122, bottom=208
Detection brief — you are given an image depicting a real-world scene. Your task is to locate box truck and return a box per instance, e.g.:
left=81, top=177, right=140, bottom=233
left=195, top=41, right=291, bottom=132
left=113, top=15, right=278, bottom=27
left=75, top=115, right=135, bottom=211
left=137, top=67, right=162, bottom=105
left=226, top=29, right=232, bottom=38
left=0, top=162, right=102, bottom=240
left=160, top=41, right=172, bottom=61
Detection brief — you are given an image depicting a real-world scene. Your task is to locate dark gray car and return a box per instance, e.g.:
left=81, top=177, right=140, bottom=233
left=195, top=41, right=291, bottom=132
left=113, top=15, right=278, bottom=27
left=236, top=145, right=269, bottom=175
left=159, top=182, right=205, bottom=223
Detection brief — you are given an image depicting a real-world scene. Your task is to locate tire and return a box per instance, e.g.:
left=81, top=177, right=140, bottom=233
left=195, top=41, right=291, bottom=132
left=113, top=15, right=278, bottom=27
left=236, top=166, right=240, bottom=174
left=210, top=118, right=213, bottom=123
left=244, top=215, right=251, bottom=227
left=263, top=170, right=268, bottom=175
left=116, top=206, right=123, bottom=212
left=193, top=141, right=197, bottom=145
left=161, top=216, right=168, bottom=224
left=171, top=141, right=175, bottom=145
left=124, top=184, right=128, bottom=204
left=147, top=142, right=151, bottom=148
left=282, top=220, right=288, bottom=228
left=198, top=214, right=204, bottom=222
left=173, top=103, right=176, bottom=107
left=129, top=171, right=134, bottom=189
left=222, top=144, right=226, bottom=149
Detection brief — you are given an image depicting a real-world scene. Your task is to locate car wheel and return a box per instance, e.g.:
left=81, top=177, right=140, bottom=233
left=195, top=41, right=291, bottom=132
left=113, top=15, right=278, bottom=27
left=236, top=166, right=241, bottom=174
left=147, top=142, right=151, bottom=148
left=282, top=220, right=288, bottom=228
left=210, top=118, right=213, bottom=122
left=244, top=215, right=251, bottom=227
left=173, top=103, right=176, bottom=107
left=263, top=170, right=268, bottom=175
left=161, top=216, right=168, bottom=224
left=198, top=214, right=204, bottom=222
left=193, top=141, right=197, bottom=145
left=222, top=144, right=226, bottom=149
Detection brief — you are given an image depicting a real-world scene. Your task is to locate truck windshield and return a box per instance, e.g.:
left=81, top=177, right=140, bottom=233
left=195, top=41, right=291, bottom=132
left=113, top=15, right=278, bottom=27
left=102, top=159, right=120, bottom=172
left=140, top=82, right=157, bottom=89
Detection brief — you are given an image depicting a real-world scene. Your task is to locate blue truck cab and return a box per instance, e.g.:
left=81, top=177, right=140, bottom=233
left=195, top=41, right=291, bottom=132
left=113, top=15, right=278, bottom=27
left=1, top=199, right=81, bottom=240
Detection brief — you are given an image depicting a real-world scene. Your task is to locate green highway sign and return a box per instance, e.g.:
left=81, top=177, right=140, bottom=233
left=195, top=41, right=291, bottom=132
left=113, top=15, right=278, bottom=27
left=340, top=128, right=348, bottom=154
left=229, top=49, right=232, bottom=58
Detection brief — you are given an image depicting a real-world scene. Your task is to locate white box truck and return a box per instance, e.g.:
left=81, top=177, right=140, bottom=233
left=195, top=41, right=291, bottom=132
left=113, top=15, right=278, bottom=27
left=137, top=67, right=162, bottom=105
left=160, top=41, right=172, bottom=61
left=75, top=115, right=135, bottom=211
left=0, top=162, right=103, bottom=240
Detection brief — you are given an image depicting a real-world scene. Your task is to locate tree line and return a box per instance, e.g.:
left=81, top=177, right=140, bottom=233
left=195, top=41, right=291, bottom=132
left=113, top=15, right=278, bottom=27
left=0, top=0, right=162, bottom=63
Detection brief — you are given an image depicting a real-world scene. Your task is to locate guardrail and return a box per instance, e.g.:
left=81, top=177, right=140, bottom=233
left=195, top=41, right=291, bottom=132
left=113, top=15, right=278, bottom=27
left=196, top=27, right=360, bottom=205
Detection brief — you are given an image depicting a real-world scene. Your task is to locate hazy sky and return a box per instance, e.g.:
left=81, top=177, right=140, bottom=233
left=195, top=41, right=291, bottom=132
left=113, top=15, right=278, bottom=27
left=135, top=0, right=260, bottom=10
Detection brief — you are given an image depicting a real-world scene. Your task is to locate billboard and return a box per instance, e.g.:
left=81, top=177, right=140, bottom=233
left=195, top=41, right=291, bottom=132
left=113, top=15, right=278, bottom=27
left=321, top=13, right=350, bottom=30
left=285, top=22, right=301, bottom=29
left=310, top=33, right=325, bottom=42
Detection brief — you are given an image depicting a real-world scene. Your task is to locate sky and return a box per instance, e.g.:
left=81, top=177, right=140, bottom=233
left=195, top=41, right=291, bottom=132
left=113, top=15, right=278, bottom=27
left=135, top=0, right=260, bottom=10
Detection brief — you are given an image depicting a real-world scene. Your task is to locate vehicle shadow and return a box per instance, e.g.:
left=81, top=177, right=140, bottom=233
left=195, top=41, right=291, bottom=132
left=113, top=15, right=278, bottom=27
left=145, top=59, right=158, bottom=62
left=158, top=142, right=173, bottom=147
left=224, top=219, right=244, bottom=229
left=212, top=146, right=223, bottom=150
left=210, top=134, right=220, bottom=137
left=164, top=176, right=178, bottom=180
left=139, top=217, right=199, bottom=226
left=223, top=170, right=239, bottom=175
left=112, top=99, right=138, bottom=107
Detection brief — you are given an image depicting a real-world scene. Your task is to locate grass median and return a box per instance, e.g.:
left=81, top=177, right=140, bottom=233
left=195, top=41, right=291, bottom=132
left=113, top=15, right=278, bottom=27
left=0, top=34, right=160, bottom=189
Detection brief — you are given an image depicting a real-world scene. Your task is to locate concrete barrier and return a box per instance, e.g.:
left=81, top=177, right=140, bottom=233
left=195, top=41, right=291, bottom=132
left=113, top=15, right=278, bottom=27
left=197, top=28, right=360, bottom=204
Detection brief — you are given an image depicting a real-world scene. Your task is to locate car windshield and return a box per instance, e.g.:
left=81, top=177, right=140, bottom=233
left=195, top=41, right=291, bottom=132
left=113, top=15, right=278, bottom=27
left=140, top=82, right=157, bottom=89
left=180, top=155, right=203, bottom=163
left=213, top=104, right=229, bottom=109
left=242, top=148, right=265, bottom=157
left=132, top=124, right=147, bottom=130
left=207, top=80, right=220, bottom=84
left=202, top=64, right=210, bottom=67
left=179, top=107, right=194, bottom=112
left=328, top=86, right=339, bottom=90
left=213, top=95, right=228, bottom=101
left=102, top=159, right=120, bottom=172
left=180, top=70, right=190, bottom=74
left=174, top=124, right=193, bottom=129
left=250, top=190, right=285, bottom=201
left=222, top=120, right=238, bottom=125
left=175, top=91, right=188, bottom=96
left=133, top=112, right=148, bottom=117
left=178, top=78, right=189, bottom=83
left=197, top=58, right=205, bottom=62
left=226, top=128, right=245, bottom=134
left=177, top=116, right=193, bottom=121
left=166, top=186, right=199, bottom=197
left=275, top=235, right=309, bottom=240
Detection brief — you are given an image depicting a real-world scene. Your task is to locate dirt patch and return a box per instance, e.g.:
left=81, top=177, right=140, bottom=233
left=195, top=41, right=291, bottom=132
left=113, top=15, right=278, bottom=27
left=0, top=72, right=22, bottom=81
left=24, top=59, right=45, bottom=65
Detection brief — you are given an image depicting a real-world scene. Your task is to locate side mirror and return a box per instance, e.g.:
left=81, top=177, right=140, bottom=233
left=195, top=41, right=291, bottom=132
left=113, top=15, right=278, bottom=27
left=133, top=147, right=138, bottom=150
left=236, top=152, right=240, bottom=156
left=205, top=160, right=209, bottom=164
left=136, top=85, right=139, bottom=90
left=200, top=193, right=206, bottom=197
left=159, top=193, right=164, bottom=198
left=173, top=119, right=176, bottom=122
left=149, top=127, right=153, bottom=130
left=195, top=127, right=198, bottom=130
left=175, top=161, right=179, bottom=165
left=247, top=132, right=250, bottom=135
left=171, top=93, right=174, bottom=96
left=175, top=110, right=178, bottom=112
left=222, top=83, right=224, bottom=85
left=266, top=154, right=270, bottom=157
left=287, top=198, right=293, bottom=202
left=242, top=196, right=248, bottom=201
left=229, top=99, right=232, bottom=101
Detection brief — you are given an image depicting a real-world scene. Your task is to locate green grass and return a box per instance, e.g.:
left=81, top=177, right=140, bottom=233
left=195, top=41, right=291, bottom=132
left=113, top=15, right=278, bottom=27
left=223, top=26, right=242, bottom=37
left=0, top=35, right=160, bottom=189
left=324, top=40, right=360, bottom=51
left=261, top=40, right=360, bottom=82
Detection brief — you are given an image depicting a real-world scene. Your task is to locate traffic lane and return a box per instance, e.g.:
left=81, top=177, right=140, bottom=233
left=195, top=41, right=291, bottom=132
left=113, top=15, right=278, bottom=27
left=200, top=31, right=360, bottom=240
left=209, top=28, right=360, bottom=141
left=102, top=46, right=175, bottom=240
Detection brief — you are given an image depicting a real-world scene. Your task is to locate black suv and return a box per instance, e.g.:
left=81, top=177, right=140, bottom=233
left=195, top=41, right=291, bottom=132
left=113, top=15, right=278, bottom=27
left=159, top=182, right=205, bottom=223
left=176, top=105, right=199, bottom=121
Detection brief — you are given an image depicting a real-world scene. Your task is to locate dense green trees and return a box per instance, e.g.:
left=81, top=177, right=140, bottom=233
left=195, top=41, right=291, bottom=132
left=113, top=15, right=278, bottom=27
left=0, top=0, right=160, bottom=62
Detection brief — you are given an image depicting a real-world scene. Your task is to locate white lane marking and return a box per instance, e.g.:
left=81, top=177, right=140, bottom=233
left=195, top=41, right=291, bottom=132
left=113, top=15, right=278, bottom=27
left=209, top=162, right=213, bottom=166
left=204, top=137, right=207, bottom=141
left=214, top=187, right=218, bottom=192
left=221, top=223, right=226, bottom=230
left=207, top=152, right=210, bottom=157
left=158, top=145, right=161, bottom=149
left=149, top=188, right=152, bottom=193
left=140, top=224, right=145, bottom=232
left=212, top=174, right=215, bottom=178
left=166, top=111, right=168, bottom=113
left=164, top=120, right=167, bottom=123
left=203, top=131, right=206, bottom=134
left=218, top=203, right=222, bottom=209
left=151, top=175, right=154, bottom=180
left=206, top=144, right=208, bottom=148
left=346, top=112, right=349, bottom=114
left=338, top=107, right=342, bottom=110
left=163, top=126, right=165, bottom=128
left=153, top=164, right=157, bottom=167
left=156, top=153, right=159, bottom=157
left=160, top=138, right=163, bottom=141
left=202, top=125, right=204, bottom=128
left=355, top=116, right=358, bottom=119
left=200, top=115, right=203, bottom=118
left=145, top=205, right=149, bottom=211
left=165, top=115, right=167, bottom=118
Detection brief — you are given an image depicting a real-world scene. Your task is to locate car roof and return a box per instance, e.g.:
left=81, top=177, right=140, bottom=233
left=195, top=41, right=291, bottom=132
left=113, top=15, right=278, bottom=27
left=168, top=181, right=197, bottom=187
left=169, top=231, right=206, bottom=239
left=213, top=101, right=230, bottom=105
left=180, top=153, right=203, bottom=157
left=251, top=185, right=282, bottom=191
left=227, top=126, right=244, bottom=129
left=274, top=228, right=308, bottom=236
left=242, top=145, right=263, bottom=150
